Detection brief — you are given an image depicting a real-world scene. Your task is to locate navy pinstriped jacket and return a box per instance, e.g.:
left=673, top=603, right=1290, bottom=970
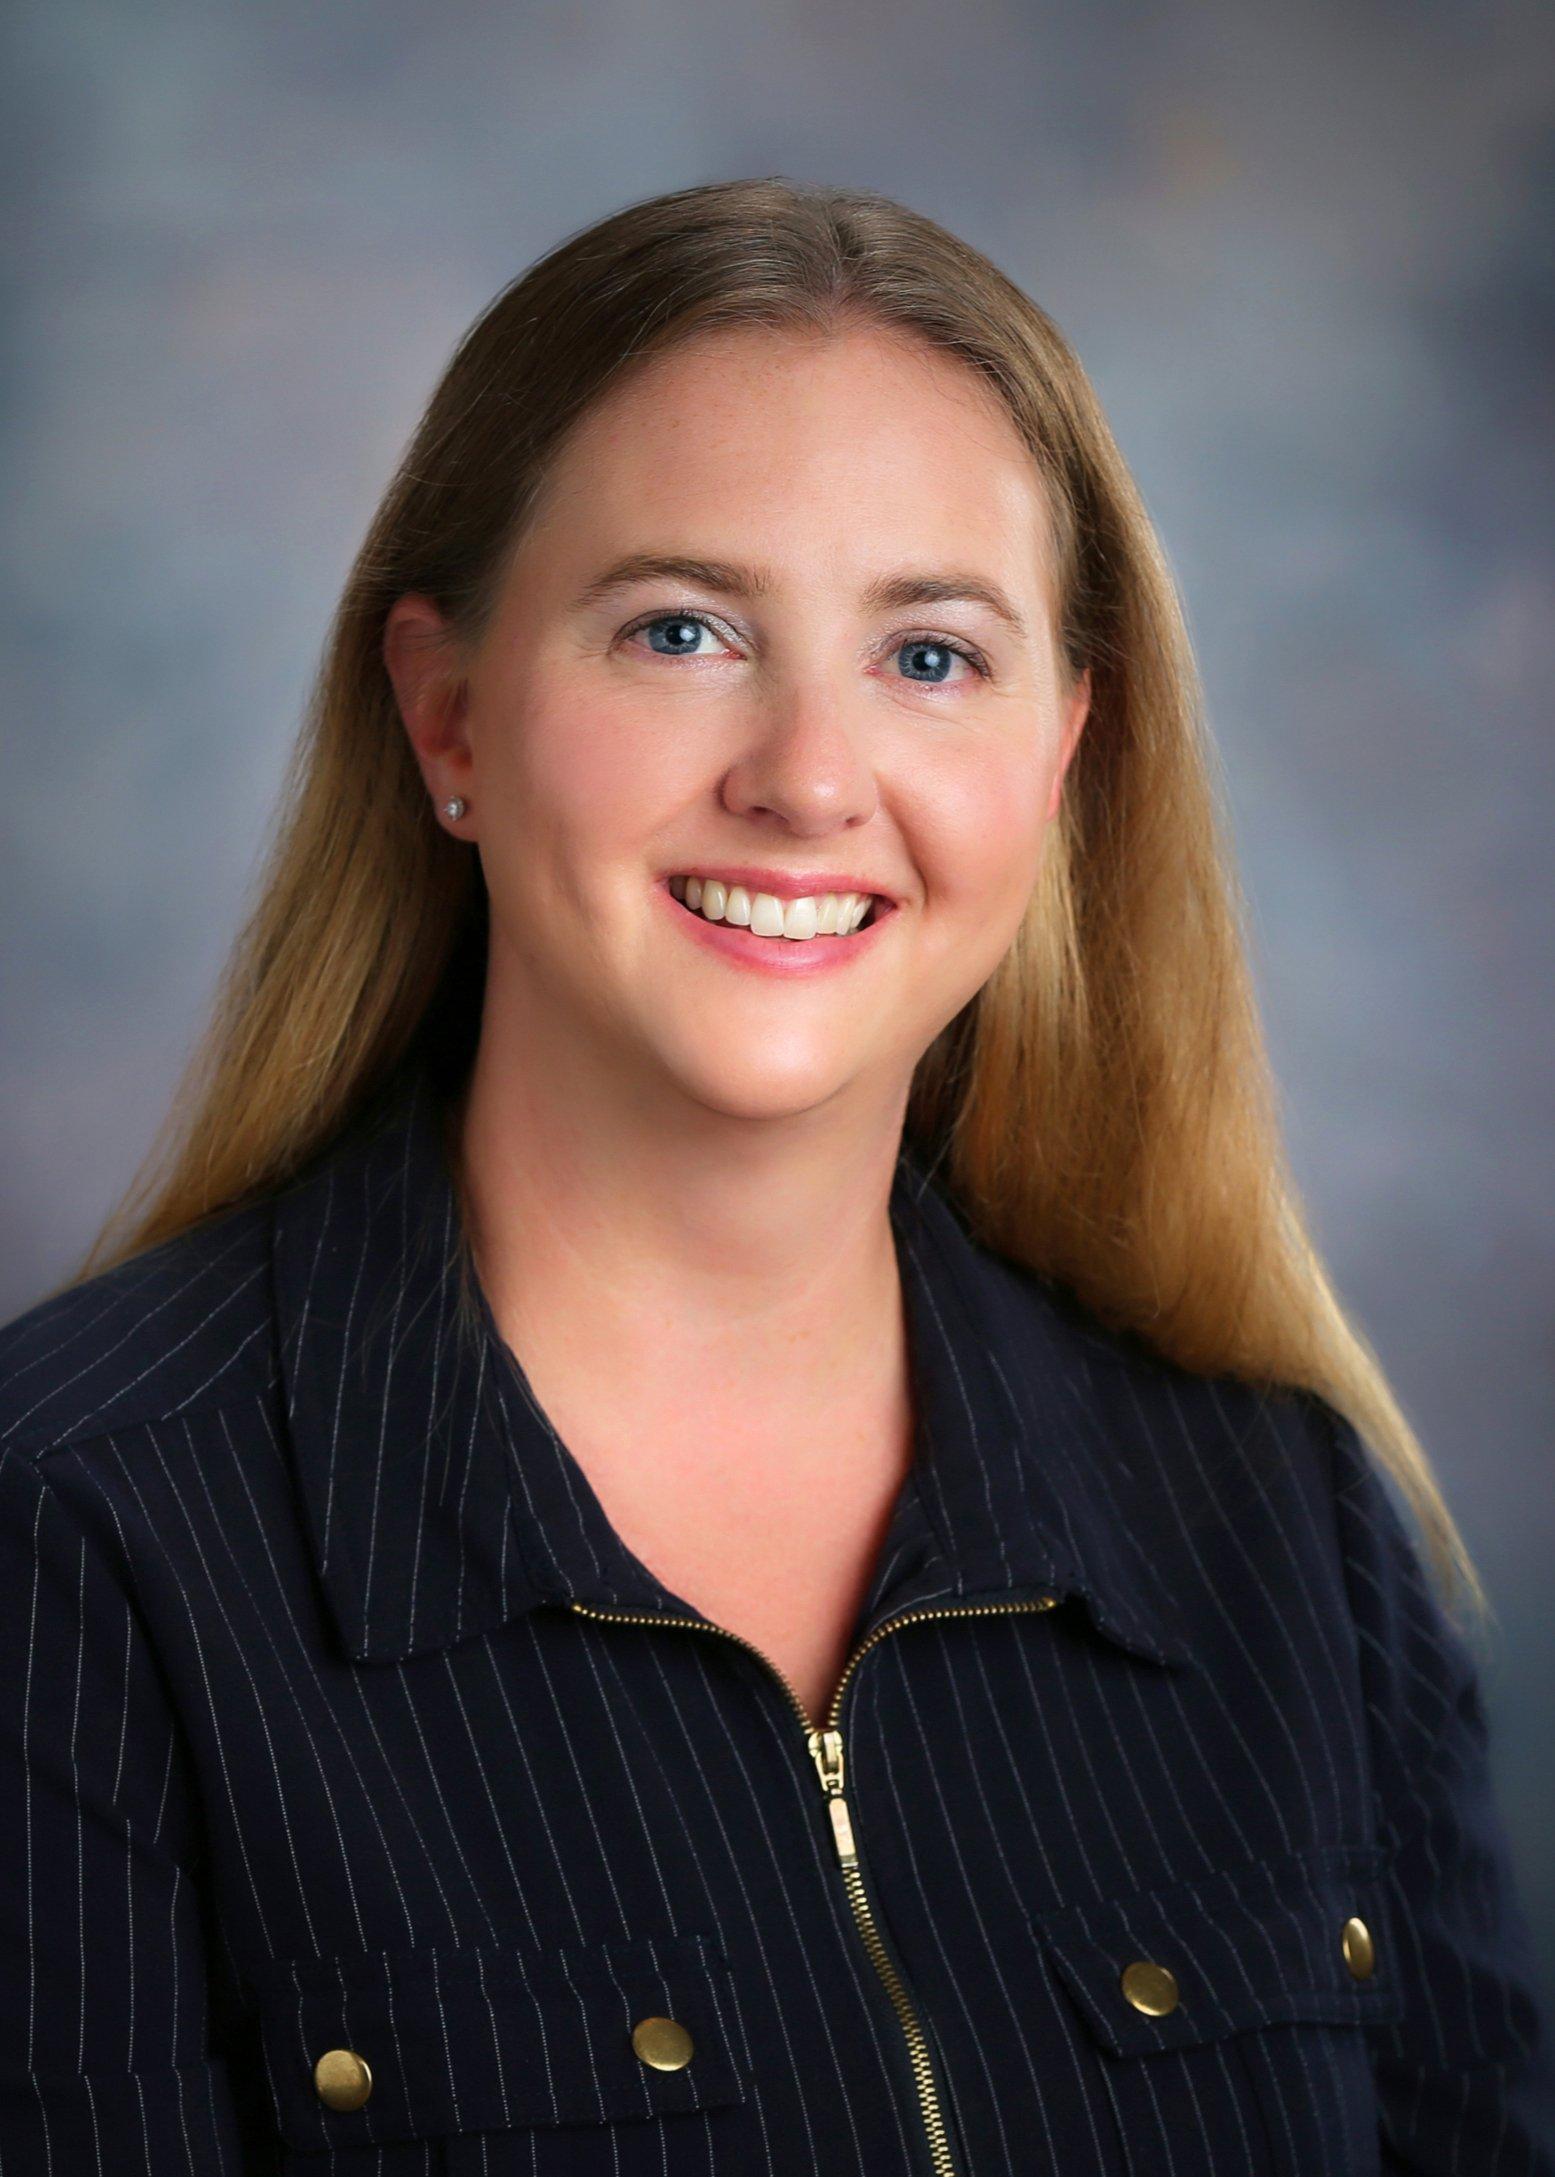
left=2, top=1048, right=1552, bottom=2176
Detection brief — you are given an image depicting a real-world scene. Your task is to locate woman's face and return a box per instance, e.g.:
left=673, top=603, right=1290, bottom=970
left=387, top=324, right=1089, bottom=1132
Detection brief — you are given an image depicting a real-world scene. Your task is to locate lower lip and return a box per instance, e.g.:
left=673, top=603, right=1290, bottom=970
left=655, top=880, right=898, bottom=976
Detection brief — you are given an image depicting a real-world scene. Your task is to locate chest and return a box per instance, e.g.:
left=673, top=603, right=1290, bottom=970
left=164, top=1384, right=1397, bottom=2174
left=225, top=1566, right=1393, bottom=2177
left=572, top=1425, right=914, bottom=1729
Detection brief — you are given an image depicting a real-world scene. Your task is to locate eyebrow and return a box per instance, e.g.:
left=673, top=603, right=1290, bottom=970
left=570, top=552, right=1032, bottom=644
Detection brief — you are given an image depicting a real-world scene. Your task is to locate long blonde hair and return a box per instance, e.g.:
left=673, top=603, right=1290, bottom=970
left=64, top=176, right=1484, bottom=1621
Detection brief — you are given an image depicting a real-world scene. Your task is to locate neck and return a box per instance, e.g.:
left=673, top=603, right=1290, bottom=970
left=449, top=1023, right=912, bottom=1438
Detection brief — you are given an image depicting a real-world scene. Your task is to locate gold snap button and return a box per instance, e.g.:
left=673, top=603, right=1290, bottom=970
left=313, top=2048, right=373, bottom=2111
left=1120, top=1960, right=1180, bottom=2016
left=1341, top=1915, right=1376, bottom=1979
left=631, top=2014, right=695, bottom=2072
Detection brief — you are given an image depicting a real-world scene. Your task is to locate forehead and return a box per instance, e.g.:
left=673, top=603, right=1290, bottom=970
left=515, top=324, right=1055, bottom=603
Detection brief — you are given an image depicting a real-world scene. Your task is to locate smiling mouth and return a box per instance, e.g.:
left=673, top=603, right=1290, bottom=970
left=666, top=874, right=888, bottom=940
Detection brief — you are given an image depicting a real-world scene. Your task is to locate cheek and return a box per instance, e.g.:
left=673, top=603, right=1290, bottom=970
left=922, top=743, right=1054, bottom=917
left=477, top=688, right=697, bottom=860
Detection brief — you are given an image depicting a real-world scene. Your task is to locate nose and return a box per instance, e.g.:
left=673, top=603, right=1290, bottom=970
left=718, top=679, right=881, bottom=836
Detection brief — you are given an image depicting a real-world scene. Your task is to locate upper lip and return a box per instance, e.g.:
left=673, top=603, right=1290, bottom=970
left=666, top=866, right=901, bottom=905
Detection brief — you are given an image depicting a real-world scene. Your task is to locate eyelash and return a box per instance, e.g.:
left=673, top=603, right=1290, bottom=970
left=618, top=607, right=990, bottom=681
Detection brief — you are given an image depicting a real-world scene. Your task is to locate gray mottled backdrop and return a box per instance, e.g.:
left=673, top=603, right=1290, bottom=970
left=3, top=0, right=1552, bottom=2005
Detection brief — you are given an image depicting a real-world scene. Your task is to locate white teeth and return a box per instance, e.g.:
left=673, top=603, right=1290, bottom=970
left=670, top=876, right=876, bottom=939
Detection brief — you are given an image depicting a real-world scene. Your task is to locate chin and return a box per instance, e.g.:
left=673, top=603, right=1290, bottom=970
left=654, top=1046, right=864, bottom=1127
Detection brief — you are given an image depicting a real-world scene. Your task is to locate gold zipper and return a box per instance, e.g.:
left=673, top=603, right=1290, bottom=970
left=568, top=1589, right=1058, bottom=2177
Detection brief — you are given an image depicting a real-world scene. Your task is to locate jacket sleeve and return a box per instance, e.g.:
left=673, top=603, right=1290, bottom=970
left=0, top=1441, right=251, bottom=2174
left=1318, top=1397, right=1555, bottom=2171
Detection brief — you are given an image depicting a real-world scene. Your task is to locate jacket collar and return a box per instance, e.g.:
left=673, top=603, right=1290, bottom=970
left=269, top=1053, right=1194, bottom=1674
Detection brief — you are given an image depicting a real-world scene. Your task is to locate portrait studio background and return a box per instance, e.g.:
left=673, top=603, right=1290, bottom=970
left=3, top=1, right=1551, bottom=2009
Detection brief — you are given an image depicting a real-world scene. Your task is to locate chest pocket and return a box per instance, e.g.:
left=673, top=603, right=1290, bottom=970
left=1031, top=1845, right=1405, bottom=2177
left=247, top=1928, right=747, bottom=2169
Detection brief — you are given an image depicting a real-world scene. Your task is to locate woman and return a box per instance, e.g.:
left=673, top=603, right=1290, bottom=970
left=1, top=177, right=1549, bottom=2176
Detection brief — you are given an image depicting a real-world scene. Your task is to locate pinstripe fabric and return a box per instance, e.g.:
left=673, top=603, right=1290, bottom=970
left=2, top=1050, right=1551, bottom=2175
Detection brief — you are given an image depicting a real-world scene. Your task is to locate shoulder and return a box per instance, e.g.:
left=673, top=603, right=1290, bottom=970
left=977, top=1225, right=1351, bottom=1531
left=1005, top=1234, right=1481, bottom=1696
left=0, top=1197, right=278, bottom=1468
left=968, top=1229, right=1410, bottom=1663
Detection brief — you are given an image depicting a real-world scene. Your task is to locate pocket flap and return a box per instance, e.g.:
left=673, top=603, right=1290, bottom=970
left=1030, top=1845, right=1405, bottom=2057
left=247, top=1929, right=746, bottom=2153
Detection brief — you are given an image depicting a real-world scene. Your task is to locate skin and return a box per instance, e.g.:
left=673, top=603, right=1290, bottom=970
left=383, top=323, right=1089, bottom=1722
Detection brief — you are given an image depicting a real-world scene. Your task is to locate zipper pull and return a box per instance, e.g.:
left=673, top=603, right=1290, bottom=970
left=807, top=1727, right=858, bottom=1866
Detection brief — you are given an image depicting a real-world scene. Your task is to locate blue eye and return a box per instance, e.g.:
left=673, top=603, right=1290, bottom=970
left=619, top=608, right=987, bottom=683
left=624, top=612, right=725, bottom=658
left=894, top=636, right=982, bottom=685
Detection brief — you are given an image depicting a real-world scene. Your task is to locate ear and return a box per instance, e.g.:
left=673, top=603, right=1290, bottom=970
left=1046, top=665, right=1091, bottom=822
left=383, top=594, right=476, bottom=824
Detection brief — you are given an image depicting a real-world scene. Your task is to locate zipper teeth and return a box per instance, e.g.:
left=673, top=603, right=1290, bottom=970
left=839, top=1854, right=956, bottom=2177
left=822, top=1595, right=1055, bottom=1732
left=567, top=1591, right=1057, bottom=2177
left=567, top=1593, right=1057, bottom=1737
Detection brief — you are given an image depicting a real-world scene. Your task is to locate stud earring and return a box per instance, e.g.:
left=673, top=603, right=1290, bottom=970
left=442, top=797, right=467, bottom=822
